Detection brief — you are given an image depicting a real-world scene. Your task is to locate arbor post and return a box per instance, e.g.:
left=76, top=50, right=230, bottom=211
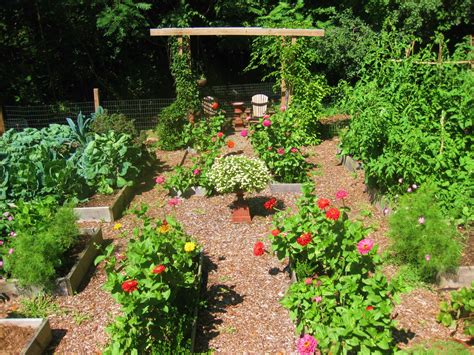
left=93, top=88, right=100, bottom=111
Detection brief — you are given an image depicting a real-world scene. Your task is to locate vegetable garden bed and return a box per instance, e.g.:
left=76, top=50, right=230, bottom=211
left=0, top=318, right=52, bottom=355
left=0, top=227, right=103, bottom=296
left=74, top=185, right=135, bottom=222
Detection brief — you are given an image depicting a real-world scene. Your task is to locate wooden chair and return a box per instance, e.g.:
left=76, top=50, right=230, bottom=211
left=251, top=94, right=268, bottom=120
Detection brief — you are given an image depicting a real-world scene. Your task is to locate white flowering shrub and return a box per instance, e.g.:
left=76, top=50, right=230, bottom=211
left=208, top=155, right=271, bottom=194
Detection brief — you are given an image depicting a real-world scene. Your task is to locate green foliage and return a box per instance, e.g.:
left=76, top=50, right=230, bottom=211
left=398, top=339, right=472, bottom=354
left=182, top=114, right=227, bottom=152
left=250, top=113, right=313, bottom=182
left=437, top=282, right=474, bottom=336
left=340, top=35, right=474, bottom=220
left=272, top=183, right=398, bottom=353
left=156, top=37, right=200, bottom=150
left=16, top=293, right=64, bottom=318
left=66, top=111, right=94, bottom=145
left=1, top=197, right=78, bottom=289
left=97, top=205, right=201, bottom=353
left=388, top=184, right=462, bottom=282
left=0, top=125, right=83, bottom=202
left=208, top=155, right=270, bottom=194
left=90, top=109, right=141, bottom=143
left=77, top=132, right=143, bottom=194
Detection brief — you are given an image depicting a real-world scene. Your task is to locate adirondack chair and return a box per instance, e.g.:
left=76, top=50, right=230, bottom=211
left=251, top=94, right=268, bottom=120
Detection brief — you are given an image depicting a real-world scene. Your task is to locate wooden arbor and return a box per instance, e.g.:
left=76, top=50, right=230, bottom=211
left=149, top=27, right=325, bottom=107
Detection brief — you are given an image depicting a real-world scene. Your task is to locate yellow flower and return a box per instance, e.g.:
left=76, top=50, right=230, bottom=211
left=158, top=224, right=171, bottom=233
left=113, top=223, right=122, bottom=230
left=184, top=242, right=196, bottom=253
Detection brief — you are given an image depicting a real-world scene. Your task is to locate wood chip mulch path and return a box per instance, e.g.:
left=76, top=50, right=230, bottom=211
left=0, top=134, right=471, bottom=352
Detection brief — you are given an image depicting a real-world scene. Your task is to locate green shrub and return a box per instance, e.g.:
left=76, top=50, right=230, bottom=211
left=97, top=205, right=201, bottom=353
left=437, top=282, right=474, bottom=337
left=340, top=35, right=474, bottom=220
left=388, top=184, right=462, bottom=282
left=155, top=101, right=188, bottom=150
left=1, top=197, right=78, bottom=289
left=90, top=110, right=142, bottom=143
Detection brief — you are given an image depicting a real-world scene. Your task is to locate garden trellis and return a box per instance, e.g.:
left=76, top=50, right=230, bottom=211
left=149, top=27, right=325, bottom=107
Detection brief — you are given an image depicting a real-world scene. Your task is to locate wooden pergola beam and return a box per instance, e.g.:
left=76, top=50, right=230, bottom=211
left=150, top=27, right=324, bottom=37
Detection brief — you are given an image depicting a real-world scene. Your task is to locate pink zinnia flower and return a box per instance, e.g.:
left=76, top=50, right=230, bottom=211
left=262, top=119, right=272, bottom=127
left=313, top=296, right=322, bottom=303
left=277, top=148, right=285, bottom=155
left=425, top=254, right=431, bottom=261
left=193, top=169, right=201, bottom=176
left=155, top=176, right=165, bottom=184
left=304, top=278, right=312, bottom=285
left=0, top=241, right=3, bottom=245
left=263, top=114, right=270, bottom=119
left=168, top=197, right=180, bottom=207
left=297, top=334, right=317, bottom=355
left=335, top=190, right=348, bottom=200
left=0, top=261, right=3, bottom=267
left=267, top=146, right=273, bottom=151
left=240, top=129, right=248, bottom=137
left=8, top=248, right=14, bottom=255
left=290, top=147, right=298, bottom=153
left=357, top=238, right=375, bottom=255
left=217, top=132, right=224, bottom=138
left=280, top=105, right=287, bottom=112
left=418, top=216, right=425, bottom=224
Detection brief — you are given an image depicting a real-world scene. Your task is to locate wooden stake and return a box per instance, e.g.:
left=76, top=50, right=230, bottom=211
left=93, top=88, right=100, bottom=112
left=280, top=37, right=287, bottom=108
left=0, top=105, right=5, bottom=135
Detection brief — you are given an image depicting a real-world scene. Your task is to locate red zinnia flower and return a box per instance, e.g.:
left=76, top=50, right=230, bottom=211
left=264, top=197, right=277, bottom=210
left=121, top=280, right=138, bottom=293
left=227, top=140, right=235, bottom=148
left=253, top=241, right=265, bottom=256
left=271, top=229, right=280, bottom=237
left=297, top=233, right=312, bottom=246
left=152, top=265, right=166, bottom=274
left=317, top=198, right=330, bottom=210
left=217, top=132, right=224, bottom=138
left=366, top=305, right=374, bottom=311
left=326, top=207, right=340, bottom=221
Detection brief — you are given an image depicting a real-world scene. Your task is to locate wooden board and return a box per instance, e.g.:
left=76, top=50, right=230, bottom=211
left=150, top=27, right=324, bottom=37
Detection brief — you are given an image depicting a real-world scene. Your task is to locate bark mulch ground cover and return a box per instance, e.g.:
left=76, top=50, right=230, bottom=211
left=0, top=134, right=471, bottom=352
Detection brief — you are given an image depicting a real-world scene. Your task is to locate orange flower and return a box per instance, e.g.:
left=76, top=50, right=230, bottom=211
left=227, top=140, right=235, bottom=148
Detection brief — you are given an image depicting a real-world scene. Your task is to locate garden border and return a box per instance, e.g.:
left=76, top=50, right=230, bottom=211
left=0, top=227, right=103, bottom=296
left=190, top=251, right=204, bottom=353
left=270, top=183, right=303, bottom=194
left=0, top=318, right=52, bottom=355
left=74, top=185, right=135, bottom=222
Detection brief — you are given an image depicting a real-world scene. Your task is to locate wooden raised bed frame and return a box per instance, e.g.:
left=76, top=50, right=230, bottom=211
left=0, top=318, right=52, bottom=355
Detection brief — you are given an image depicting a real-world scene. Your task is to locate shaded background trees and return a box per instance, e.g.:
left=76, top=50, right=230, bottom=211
left=0, top=0, right=472, bottom=105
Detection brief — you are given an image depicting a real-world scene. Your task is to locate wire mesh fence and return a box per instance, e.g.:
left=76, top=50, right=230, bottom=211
left=3, top=82, right=278, bottom=131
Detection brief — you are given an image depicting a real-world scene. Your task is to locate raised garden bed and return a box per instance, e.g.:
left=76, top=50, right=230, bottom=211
left=0, top=318, right=52, bottom=355
left=0, top=227, right=103, bottom=296
left=170, top=186, right=208, bottom=198
left=269, top=182, right=303, bottom=194
left=190, top=251, right=204, bottom=353
left=74, top=185, right=135, bottom=222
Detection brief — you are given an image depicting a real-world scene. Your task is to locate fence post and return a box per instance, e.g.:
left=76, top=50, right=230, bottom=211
left=0, top=103, right=5, bottom=136
left=93, top=88, right=100, bottom=111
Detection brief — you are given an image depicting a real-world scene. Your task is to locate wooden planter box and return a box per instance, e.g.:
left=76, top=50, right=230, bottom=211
left=74, top=185, right=135, bottom=222
left=0, top=318, right=52, bottom=355
left=0, top=227, right=103, bottom=296
left=190, top=252, right=204, bottom=353
left=170, top=186, right=208, bottom=198
left=438, top=266, right=474, bottom=289
left=269, top=182, right=303, bottom=194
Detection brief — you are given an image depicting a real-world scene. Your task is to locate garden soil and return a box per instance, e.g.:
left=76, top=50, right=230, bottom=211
left=0, top=134, right=470, bottom=352
left=0, top=324, right=35, bottom=353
